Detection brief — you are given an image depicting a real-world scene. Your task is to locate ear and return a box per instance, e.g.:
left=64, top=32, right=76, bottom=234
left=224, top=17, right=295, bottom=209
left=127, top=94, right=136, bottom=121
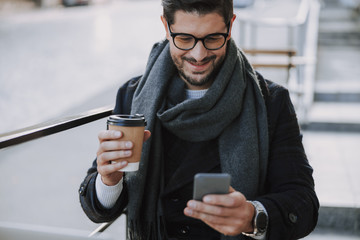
left=228, top=14, right=237, bottom=39
left=160, top=15, right=171, bottom=41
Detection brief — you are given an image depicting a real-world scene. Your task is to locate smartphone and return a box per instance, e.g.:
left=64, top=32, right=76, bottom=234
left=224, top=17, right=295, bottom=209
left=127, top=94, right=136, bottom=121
left=193, top=173, right=231, bottom=201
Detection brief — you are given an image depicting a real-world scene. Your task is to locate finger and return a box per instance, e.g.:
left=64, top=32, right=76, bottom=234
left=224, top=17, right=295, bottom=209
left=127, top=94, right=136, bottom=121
left=184, top=208, right=244, bottom=236
left=98, top=161, right=128, bottom=175
left=98, top=140, right=133, bottom=152
left=203, top=191, right=245, bottom=208
left=98, top=130, right=122, bottom=142
left=186, top=200, right=233, bottom=217
left=143, top=130, right=151, bottom=142
left=97, top=150, right=132, bottom=165
left=184, top=207, right=231, bottom=224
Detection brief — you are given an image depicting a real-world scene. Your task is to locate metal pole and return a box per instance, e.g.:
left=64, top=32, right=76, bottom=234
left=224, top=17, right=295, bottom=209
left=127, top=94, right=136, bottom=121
left=88, top=221, right=114, bottom=238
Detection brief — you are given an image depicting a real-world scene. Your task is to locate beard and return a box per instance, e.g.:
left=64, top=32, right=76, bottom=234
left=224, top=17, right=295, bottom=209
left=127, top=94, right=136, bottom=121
left=172, top=54, right=225, bottom=88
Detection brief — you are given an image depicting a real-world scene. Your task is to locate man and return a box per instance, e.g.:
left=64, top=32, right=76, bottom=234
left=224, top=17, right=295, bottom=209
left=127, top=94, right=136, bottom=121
left=79, top=0, right=319, bottom=239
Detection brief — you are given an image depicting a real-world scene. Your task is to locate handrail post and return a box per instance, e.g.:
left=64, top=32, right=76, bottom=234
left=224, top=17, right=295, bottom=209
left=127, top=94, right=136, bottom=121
left=88, top=209, right=128, bottom=238
left=88, top=221, right=114, bottom=238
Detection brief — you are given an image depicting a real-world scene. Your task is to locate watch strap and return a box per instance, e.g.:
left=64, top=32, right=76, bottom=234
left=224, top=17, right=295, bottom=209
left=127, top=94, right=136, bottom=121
left=242, top=201, right=268, bottom=239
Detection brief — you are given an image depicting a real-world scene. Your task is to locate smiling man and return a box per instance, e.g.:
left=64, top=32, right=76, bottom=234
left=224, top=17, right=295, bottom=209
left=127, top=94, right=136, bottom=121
left=79, top=1, right=319, bottom=239
left=164, top=11, right=233, bottom=89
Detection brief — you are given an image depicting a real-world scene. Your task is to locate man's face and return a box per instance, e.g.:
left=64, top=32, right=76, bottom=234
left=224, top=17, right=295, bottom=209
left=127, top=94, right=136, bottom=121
left=162, top=11, right=235, bottom=90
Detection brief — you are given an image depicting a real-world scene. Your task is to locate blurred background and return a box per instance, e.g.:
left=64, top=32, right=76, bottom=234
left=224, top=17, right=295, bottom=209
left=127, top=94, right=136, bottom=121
left=0, top=0, right=359, bottom=239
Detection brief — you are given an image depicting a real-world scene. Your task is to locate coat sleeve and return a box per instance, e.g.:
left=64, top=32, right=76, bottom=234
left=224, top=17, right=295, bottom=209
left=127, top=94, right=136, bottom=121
left=78, top=76, right=141, bottom=223
left=256, top=81, right=319, bottom=239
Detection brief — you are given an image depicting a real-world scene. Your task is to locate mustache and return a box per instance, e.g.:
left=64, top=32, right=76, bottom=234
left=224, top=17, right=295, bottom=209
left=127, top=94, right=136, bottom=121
left=182, top=55, right=216, bottom=64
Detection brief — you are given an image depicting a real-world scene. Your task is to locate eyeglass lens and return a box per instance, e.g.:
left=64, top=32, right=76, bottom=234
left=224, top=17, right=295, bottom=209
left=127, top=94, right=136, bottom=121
left=173, top=34, right=226, bottom=50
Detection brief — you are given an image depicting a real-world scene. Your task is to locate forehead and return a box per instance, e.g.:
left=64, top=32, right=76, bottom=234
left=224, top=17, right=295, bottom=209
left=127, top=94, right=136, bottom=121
left=172, top=10, right=227, bottom=35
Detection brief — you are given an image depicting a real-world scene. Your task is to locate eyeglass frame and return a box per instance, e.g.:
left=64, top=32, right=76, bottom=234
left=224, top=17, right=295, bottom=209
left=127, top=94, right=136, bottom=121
left=167, top=21, right=231, bottom=51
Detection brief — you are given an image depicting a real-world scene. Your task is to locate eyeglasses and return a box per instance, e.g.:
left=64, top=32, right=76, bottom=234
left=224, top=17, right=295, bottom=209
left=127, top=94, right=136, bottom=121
left=167, top=21, right=230, bottom=51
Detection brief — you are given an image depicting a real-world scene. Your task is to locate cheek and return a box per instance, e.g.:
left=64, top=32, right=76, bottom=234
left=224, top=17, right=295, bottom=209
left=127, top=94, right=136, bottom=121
left=212, top=49, right=227, bottom=65
left=215, top=48, right=227, bottom=59
left=170, top=45, right=186, bottom=60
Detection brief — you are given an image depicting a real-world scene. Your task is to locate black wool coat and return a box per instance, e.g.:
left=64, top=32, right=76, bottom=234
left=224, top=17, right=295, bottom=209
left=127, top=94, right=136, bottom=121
left=79, top=72, right=319, bottom=240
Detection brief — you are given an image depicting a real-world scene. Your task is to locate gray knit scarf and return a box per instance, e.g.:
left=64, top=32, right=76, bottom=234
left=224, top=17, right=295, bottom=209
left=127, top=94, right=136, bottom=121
left=125, top=39, right=269, bottom=240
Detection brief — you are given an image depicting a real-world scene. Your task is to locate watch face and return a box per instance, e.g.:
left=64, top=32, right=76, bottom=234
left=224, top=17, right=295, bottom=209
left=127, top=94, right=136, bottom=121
left=256, top=212, right=268, bottom=232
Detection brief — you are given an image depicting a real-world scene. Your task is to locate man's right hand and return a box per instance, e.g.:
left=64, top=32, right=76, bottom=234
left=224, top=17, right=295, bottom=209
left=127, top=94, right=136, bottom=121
left=96, top=129, right=151, bottom=186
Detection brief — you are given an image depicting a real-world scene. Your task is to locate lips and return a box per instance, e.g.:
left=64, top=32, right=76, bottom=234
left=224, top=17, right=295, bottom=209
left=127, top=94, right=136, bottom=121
left=187, top=60, right=211, bottom=72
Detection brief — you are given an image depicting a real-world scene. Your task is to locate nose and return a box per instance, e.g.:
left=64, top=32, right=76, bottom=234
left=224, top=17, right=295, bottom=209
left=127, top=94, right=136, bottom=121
left=189, top=40, right=208, bottom=62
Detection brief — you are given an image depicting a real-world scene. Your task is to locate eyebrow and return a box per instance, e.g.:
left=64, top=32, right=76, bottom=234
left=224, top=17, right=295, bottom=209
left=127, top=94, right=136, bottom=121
left=167, top=21, right=230, bottom=36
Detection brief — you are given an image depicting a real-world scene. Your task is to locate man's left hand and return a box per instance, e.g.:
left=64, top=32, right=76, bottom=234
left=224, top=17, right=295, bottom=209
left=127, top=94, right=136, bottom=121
left=184, top=186, right=255, bottom=236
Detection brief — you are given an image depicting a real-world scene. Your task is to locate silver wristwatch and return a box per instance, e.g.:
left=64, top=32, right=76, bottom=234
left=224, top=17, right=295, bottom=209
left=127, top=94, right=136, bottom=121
left=242, top=201, right=268, bottom=238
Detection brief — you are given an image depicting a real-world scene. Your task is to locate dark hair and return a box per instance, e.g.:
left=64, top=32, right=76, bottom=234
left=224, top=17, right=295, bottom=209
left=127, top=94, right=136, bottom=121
left=162, top=0, right=233, bottom=25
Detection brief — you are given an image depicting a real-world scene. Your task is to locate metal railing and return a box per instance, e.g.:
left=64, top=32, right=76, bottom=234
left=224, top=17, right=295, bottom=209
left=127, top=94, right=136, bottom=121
left=0, top=106, right=120, bottom=238
left=0, top=106, right=113, bottom=149
left=235, top=0, right=321, bottom=124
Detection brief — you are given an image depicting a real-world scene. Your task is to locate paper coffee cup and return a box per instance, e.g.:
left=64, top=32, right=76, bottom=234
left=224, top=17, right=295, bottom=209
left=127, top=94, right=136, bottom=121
left=107, top=114, right=147, bottom=172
